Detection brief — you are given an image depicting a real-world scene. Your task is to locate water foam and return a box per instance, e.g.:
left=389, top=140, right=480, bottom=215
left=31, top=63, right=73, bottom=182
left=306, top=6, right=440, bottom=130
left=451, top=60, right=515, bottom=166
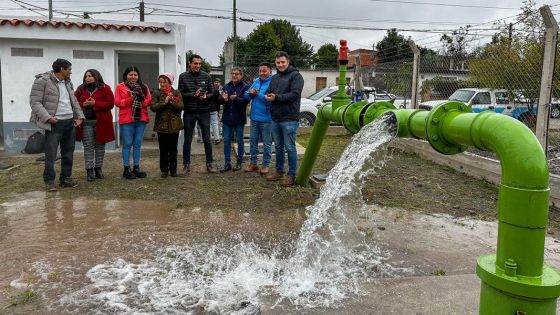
left=62, top=117, right=408, bottom=314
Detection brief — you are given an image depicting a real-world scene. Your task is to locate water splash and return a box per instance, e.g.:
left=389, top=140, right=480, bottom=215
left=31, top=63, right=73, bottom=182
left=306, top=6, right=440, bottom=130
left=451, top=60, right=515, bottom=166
left=62, top=116, right=408, bottom=314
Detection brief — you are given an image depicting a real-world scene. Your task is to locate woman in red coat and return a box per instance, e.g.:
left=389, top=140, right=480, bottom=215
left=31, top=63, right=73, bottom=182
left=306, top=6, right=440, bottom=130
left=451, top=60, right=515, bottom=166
left=114, top=66, right=152, bottom=179
left=75, top=69, right=115, bottom=181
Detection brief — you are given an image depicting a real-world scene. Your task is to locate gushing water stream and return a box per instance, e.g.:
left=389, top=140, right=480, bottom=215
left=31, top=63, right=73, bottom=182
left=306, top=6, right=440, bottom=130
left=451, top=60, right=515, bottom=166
left=0, top=117, right=416, bottom=314
left=58, top=117, right=401, bottom=314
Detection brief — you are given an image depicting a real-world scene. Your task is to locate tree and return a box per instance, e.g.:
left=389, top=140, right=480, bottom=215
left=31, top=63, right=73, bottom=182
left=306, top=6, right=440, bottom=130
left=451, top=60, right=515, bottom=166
left=440, top=26, right=471, bottom=58
left=266, top=19, right=314, bottom=67
left=375, top=29, right=413, bottom=63
left=242, top=24, right=281, bottom=66
left=314, top=43, right=338, bottom=69
left=467, top=0, right=556, bottom=104
left=186, top=50, right=212, bottom=73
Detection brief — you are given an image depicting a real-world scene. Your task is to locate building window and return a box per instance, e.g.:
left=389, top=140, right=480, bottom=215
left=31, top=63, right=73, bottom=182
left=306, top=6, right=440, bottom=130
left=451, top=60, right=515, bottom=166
left=11, top=48, right=43, bottom=57
left=73, top=50, right=104, bottom=59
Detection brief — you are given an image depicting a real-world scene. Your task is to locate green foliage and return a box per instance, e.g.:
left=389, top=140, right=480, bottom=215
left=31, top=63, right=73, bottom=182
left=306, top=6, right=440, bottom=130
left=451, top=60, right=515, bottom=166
left=228, top=19, right=314, bottom=68
left=376, top=29, right=413, bottom=63
left=314, top=43, right=338, bottom=69
left=244, top=24, right=281, bottom=66
left=383, top=62, right=413, bottom=96
left=266, top=19, right=314, bottom=67
left=440, top=26, right=471, bottom=58
left=186, top=50, right=212, bottom=72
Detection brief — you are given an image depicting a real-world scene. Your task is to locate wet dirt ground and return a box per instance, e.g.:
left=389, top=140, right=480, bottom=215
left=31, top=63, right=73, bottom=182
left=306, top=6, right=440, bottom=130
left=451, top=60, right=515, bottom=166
left=1, top=134, right=559, bottom=313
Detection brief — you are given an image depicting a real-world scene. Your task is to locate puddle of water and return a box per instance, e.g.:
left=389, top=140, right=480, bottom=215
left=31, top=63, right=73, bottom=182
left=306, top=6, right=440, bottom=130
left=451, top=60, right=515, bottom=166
left=5, top=116, right=558, bottom=314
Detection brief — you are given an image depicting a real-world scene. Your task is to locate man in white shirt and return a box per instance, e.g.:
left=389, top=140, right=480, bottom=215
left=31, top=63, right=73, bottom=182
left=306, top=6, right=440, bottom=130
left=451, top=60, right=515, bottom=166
left=29, top=59, right=85, bottom=191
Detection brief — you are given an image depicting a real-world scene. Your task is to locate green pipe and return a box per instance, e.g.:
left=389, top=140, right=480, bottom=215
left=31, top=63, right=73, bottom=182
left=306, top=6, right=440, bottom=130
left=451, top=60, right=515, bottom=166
left=295, top=100, right=396, bottom=186
left=388, top=102, right=560, bottom=314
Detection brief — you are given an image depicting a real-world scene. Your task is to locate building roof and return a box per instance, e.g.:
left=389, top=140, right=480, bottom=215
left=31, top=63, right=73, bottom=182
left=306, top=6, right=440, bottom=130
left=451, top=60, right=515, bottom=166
left=0, top=17, right=171, bottom=33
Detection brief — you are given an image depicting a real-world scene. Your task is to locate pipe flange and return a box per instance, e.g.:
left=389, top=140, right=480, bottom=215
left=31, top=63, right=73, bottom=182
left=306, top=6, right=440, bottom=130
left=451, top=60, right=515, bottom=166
left=342, top=101, right=364, bottom=134
left=361, top=101, right=397, bottom=127
left=425, top=101, right=470, bottom=155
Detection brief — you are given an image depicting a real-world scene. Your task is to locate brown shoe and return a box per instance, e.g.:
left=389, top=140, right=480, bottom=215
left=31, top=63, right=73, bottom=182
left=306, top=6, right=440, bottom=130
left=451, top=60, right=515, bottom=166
left=266, top=171, right=284, bottom=181
left=244, top=163, right=259, bottom=172
left=259, top=166, right=269, bottom=175
left=280, top=175, right=295, bottom=187
left=182, top=164, right=190, bottom=176
left=206, top=163, right=219, bottom=173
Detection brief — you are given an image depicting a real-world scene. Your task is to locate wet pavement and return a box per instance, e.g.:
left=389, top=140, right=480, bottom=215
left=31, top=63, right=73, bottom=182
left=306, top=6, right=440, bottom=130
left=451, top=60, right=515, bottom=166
left=2, top=192, right=560, bottom=314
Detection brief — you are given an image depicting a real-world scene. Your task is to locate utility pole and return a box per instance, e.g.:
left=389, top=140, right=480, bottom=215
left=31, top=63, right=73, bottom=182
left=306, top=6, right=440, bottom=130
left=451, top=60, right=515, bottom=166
left=139, top=0, right=145, bottom=22
left=48, top=0, right=53, bottom=21
left=233, top=0, right=237, bottom=64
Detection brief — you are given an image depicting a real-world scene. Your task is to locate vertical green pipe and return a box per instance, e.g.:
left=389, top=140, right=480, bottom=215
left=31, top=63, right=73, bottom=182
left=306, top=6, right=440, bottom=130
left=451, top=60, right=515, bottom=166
left=390, top=105, right=560, bottom=314
left=296, top=113, right=331, bottom=186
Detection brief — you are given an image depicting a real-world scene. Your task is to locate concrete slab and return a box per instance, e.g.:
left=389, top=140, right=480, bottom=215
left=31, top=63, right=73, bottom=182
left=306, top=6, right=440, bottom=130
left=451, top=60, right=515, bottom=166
left=259, top=206, right=560, bottom=314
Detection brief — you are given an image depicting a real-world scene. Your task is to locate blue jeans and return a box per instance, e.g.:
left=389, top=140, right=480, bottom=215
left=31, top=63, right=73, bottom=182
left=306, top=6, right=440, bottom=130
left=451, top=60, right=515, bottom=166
left=271, top=120, right=299, bottom=177
left=222, top=123, right=245, bottom=165
left=249, top=121, right=272, bottom=166
left=183, top=112, right=213, bottom=164
left=120, top=122, right=146, bottom=167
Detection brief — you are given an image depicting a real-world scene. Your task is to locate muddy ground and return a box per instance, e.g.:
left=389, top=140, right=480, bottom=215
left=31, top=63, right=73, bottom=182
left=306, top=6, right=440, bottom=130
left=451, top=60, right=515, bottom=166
left=1, top=134, right=558, bottom=234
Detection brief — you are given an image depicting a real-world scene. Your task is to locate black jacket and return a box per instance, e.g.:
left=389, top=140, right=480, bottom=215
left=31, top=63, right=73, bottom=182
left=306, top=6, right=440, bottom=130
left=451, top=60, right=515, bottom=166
left=265, top=65, right=304, bottom=121
left=177, top=70, right=215, bottom=113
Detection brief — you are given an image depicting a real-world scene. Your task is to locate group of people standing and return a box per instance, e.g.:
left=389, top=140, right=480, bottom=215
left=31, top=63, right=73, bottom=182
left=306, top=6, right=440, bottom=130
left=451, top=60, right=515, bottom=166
left=29, top=51, right=304, bottom=192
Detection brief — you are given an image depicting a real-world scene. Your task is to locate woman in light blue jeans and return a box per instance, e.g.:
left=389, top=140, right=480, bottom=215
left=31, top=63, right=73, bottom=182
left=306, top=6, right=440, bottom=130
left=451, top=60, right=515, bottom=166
left=114, top=66, right=152, bottom=179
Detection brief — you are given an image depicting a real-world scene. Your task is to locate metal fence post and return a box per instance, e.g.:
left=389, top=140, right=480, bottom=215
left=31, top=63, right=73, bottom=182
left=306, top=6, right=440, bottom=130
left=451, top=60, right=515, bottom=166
left=409, top=40, right=420, bottom=109
left=223, top=42, right=234, bottom=83
left=536, top=5, right=558, bottom=153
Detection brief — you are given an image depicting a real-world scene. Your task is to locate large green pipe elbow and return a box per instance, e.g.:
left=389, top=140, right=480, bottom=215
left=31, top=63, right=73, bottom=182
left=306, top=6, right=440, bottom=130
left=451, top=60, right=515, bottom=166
left=388, top=102, right=560, bottom=313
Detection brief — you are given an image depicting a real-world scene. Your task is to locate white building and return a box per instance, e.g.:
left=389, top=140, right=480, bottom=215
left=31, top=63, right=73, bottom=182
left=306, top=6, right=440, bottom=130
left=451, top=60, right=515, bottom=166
left=0, top=17, right=186, bottom=154
left=299, top=69, right=350, bottom=98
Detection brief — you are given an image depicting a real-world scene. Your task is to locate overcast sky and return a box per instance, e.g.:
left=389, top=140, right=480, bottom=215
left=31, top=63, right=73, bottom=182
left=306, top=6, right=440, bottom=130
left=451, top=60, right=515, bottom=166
left=0, top=0, right=557, bottom=64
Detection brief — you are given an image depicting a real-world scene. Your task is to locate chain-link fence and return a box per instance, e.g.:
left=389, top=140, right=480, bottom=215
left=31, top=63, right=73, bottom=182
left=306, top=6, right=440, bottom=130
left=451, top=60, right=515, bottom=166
left=223, top=16, right=560, bottom=176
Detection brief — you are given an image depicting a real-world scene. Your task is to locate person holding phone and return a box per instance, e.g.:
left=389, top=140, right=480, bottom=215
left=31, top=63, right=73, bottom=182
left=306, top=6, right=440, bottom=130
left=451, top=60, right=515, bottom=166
left=264, top=51, right=304, bottom=187
left=177, top=54, right=218, bottom=174
left=75, top=69, right=115, bottom=182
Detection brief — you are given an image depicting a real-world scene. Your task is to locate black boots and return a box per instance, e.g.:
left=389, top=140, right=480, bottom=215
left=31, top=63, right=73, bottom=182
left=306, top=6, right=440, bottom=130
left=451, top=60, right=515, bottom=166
left=123, top=166, right=136, bottom=179
left=232, top=161, right=242, bottom=171
left=220, top=164, right=232, bottom=173
left=86, top=168, right=95, bottom=182
left=94, top=167, right=104, bottom=179
left=122, top=166, right=146, bottom=179
left=133, top=166, right=147, bottom=178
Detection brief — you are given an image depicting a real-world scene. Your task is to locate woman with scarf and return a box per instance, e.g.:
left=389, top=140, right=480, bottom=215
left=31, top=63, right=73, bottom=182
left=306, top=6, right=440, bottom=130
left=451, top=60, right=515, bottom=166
left=115, top=66, right=152, bottom=179
left=75, top=69, right=115, bottom=181
left=150, top=73, right=184, bottom=177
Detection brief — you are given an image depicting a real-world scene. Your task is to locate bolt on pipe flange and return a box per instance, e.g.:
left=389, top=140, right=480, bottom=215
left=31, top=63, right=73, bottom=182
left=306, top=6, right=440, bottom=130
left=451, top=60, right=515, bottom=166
left=425, top=101, right=471, bottom=155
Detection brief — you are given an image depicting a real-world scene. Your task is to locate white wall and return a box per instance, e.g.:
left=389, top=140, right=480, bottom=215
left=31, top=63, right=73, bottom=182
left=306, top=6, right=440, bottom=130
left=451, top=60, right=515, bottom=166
left=299, top=69, right=348, bottom=98
left=1, top=39, right=184, bottom=123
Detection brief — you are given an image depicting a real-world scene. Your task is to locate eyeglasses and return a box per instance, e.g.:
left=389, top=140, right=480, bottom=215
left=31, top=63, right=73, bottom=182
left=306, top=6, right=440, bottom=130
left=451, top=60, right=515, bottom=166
left=231, top=72, right=241, bottom=76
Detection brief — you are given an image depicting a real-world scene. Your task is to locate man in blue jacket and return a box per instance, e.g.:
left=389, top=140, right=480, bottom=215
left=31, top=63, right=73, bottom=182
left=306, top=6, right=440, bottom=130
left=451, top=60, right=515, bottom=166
left=219, top=67, right=250, bottom=172
left=265, top=52, right=304, bottom=187
left=243, top=62, right=273, bottom=175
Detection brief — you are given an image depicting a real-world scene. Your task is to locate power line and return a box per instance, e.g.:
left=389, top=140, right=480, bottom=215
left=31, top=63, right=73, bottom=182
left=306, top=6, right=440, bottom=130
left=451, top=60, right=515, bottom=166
left=368, top=0, right=519, bottom=10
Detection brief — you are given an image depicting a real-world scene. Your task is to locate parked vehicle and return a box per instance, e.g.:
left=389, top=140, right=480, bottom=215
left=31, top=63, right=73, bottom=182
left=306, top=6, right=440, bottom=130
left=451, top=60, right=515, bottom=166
left=420, top=88, right=514, bottom=115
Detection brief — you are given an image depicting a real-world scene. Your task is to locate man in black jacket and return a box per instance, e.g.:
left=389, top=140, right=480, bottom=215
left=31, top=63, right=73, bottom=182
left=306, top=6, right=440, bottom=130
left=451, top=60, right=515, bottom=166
left=178, top=54, right=218, bottom=174
left=264, top=51, right=304, bottom=187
